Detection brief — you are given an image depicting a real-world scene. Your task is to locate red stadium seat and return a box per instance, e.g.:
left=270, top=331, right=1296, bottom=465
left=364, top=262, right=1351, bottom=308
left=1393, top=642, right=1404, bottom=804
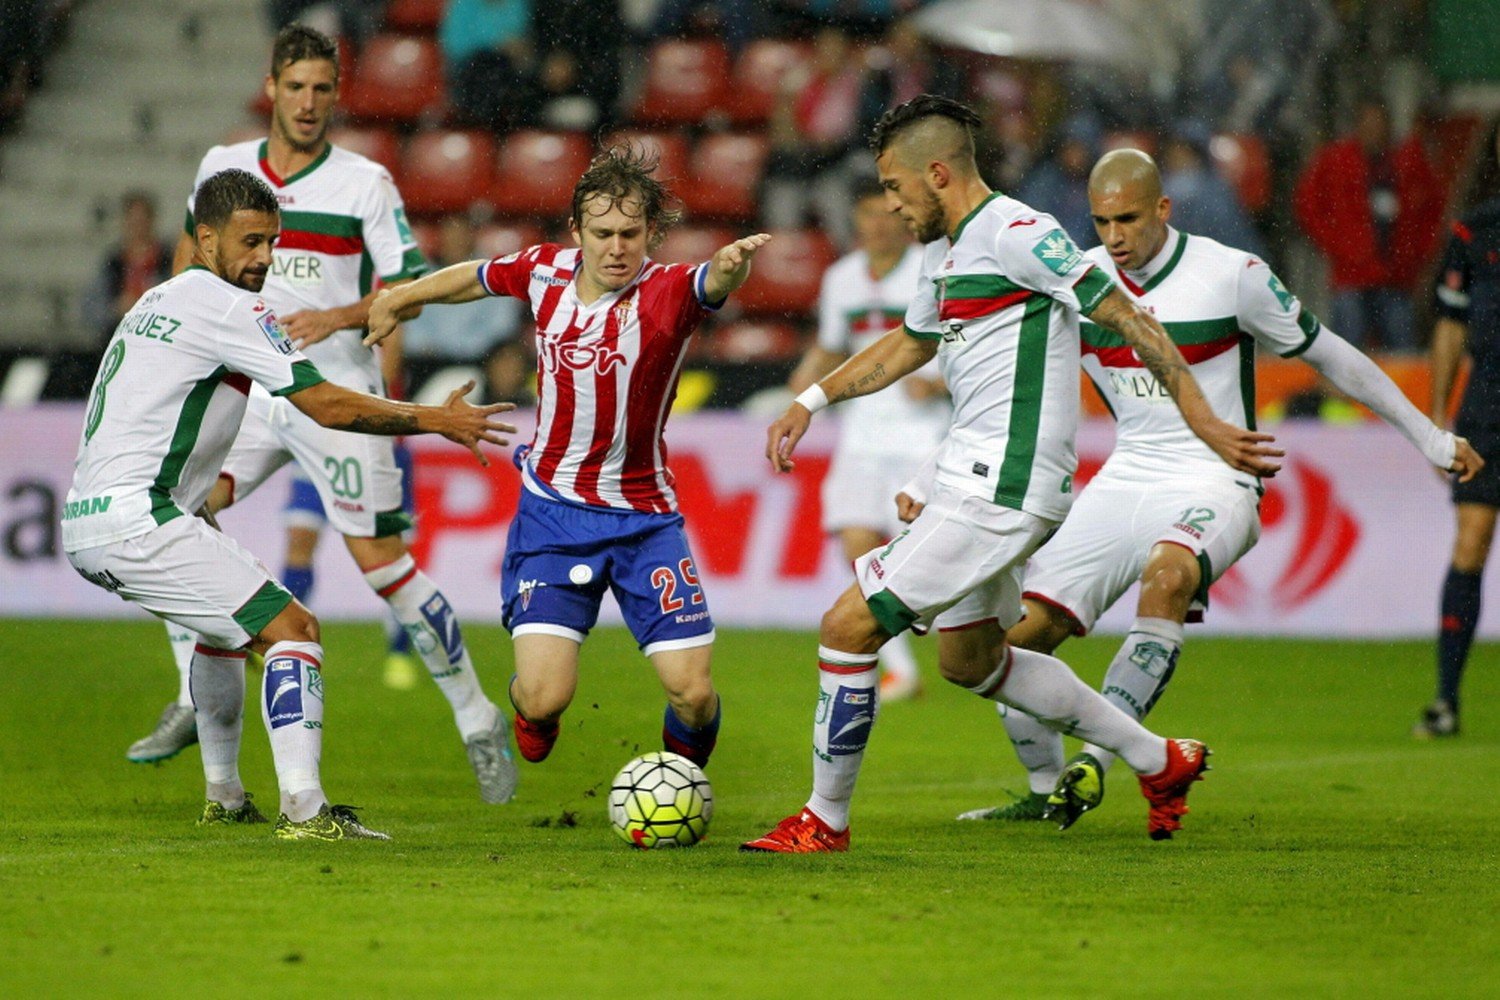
left=384, top=0, right=445, bottom=33
left=476, top=221, right=547, bottom=259
left=329, top=126, right=402, bottom=182
left=1210, top=132, right=1272, bottom=212
left=727, top=40, right=812, bottom=126
left=490, top=130, right=594, bottom=218
left=601, top=130, right=692, bottom=187
left=679, top=133, right=769, bottom=221
left=706, top=320, right=805, bottom=363
left=735, top=229, right=838, bottom=317
left=654, top=226, right=736, bottom=266
left=342, top=34, right=444, bottom=124
left=633, top=40, right=731, bottom=126
left=400, top=130, right=495, bottom=215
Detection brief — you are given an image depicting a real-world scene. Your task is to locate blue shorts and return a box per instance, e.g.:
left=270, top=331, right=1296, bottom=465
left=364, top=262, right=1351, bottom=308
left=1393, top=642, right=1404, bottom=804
left=500, top=486, right=714, bottom=655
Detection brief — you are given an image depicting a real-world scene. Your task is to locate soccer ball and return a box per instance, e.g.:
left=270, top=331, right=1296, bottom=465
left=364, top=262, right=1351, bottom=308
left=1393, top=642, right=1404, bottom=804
left=607, top=751, right=713, bottom=848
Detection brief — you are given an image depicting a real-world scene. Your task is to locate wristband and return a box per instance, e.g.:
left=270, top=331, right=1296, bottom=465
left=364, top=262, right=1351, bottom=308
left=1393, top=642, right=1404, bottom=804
left=794, top=383, right=829, bottom=414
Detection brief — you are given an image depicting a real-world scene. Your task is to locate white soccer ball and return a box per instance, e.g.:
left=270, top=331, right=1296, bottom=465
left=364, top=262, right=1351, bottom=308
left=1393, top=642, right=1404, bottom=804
left=607, top=751, right=713, bottom=848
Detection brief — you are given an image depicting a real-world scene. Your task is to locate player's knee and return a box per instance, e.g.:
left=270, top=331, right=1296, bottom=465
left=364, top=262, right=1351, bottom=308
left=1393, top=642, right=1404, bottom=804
left=666, top=681, right=716, bottom=726
left=820, top=593, right=882, bottom=652
left=936, top=645, right=993, bottom=688
left=1452, top=535, right=1493, bottom=573
left=512, top=675, right=570, bottom=722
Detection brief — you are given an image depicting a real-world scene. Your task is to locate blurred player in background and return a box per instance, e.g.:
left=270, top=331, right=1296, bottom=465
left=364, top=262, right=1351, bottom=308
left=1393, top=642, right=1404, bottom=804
left=125, top=23, right=518, bottom=805
left=66, top=169, right=514, bottom=839
left=367, top=145, right=770, bottom=772
left=742, top=96, right=1281, bottom=853
left=952, top=149, right=1480, bottom=825
left=1419, top=127, right=1500, bottom=738
left=788, top=176, right=946, bottom=701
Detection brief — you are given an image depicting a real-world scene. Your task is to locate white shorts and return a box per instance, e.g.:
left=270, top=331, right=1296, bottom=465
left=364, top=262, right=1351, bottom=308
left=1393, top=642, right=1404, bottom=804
left=1023, top=474, right=1261, bottom=633
left=67, top=515, right=293, bottom=650
left=821, top=450, right=930, bottom=536
left=852, top=481, right=1058, bottom=635
left=221, top=388, right=408, bottom=538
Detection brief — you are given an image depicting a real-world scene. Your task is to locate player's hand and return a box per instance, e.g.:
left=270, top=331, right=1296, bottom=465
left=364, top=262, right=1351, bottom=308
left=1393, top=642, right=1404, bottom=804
left=364, top=289, right=400, bottom=347
left=1198, top=419, right=1283, bottom=478
left=706, top=233, right=773, bottom=300
left=431, top=380, right=518, bottom=467
left=896, top=491, right=924, bottom=523
left=283, top=308, right=346, bottom=350
left=766, top=402, right=812, bottom=473
left=1450, top=436, right=1484, bottom=483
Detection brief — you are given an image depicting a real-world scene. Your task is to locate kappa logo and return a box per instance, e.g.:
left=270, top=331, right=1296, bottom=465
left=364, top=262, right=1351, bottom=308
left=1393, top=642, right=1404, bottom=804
left=531, top=271, right=569, bottom=287
left=1008, top=217, right=1038, bottom=229
left=1032, top=229, right=1084, bottom=275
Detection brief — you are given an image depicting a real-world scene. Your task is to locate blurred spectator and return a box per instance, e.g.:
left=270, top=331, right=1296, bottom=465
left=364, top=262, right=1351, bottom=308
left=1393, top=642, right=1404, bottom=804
left=442, top=0, right=534, bottom=131
left=1161, top=121, right=1263, bottom=257
left=1294, top=100, right=1442, bottom=352
left=530, top=0, right=626, bottom=130
left=265, top=1, right=383, bottom=46
left=761, top=26, right=868, bottom=247
left=647, top=1, right=772, bottom=51
left=1187, top=0, right=1338, bottom=136
left=401, top=215, right=526, bottom=403
left=856, top=17, right=965, bottom=140
left=82, top=191, right=173, bottom=347
left=1016, top=112, right=1101, bottom=248
left=792, top=0, right=920, bottom=33
left=0, top=0, right=39, bottom=130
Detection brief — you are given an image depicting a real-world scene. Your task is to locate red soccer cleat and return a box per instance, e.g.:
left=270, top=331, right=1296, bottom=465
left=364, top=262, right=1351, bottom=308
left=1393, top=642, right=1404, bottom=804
left=739, top=808, right=850, bottom=853
left=513, top=713, right=560, bottom=763
left=1137, top=738, right=1211, bottom=840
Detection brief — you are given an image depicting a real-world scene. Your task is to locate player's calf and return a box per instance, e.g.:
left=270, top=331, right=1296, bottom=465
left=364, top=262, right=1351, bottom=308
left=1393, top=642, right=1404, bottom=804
left=662, top=696, right=721, bottom=768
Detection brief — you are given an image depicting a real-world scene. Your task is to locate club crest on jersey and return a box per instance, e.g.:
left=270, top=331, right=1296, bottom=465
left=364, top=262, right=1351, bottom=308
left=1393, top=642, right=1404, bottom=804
left=256, top=311, right=296, bottom=355
left=1033, top=229, right=1084, bottom=275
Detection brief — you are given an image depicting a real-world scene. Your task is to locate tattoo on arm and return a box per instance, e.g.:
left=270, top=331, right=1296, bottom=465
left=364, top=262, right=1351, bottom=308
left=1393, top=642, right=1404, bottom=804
left=1095, top=293, right=1190, bottom=400
left=347, top=412, right=419, bottom=435
left=832, top=363, right=886, bottom=402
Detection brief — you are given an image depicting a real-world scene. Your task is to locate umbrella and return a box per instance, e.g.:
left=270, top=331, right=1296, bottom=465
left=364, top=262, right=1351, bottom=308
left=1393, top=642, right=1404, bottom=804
left=912, top=0, right=1150, bottom=72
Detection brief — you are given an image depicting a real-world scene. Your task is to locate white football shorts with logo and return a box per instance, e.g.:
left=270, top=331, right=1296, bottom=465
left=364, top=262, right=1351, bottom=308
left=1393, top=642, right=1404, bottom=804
left=821, top=449, right=931, bottom=536
left=220, top=385, right=406, bottom=538
left=852, top=481, right=1059, bottom=635
left=1022, top=472, right=1261, bottom=633
left=67, top=514, right=293, bottom=650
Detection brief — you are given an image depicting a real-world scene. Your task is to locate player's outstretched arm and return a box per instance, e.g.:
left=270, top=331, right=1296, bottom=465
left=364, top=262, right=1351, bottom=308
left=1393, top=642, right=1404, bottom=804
left=288, top=379, right=517, bottom=467
left=1089, top=287, right=1283, bottom=477
left=364, top=260, right=492, bottom=347
left=703, top=233, right=772, bottom=303
left=766, top=326, right=937, bottom=472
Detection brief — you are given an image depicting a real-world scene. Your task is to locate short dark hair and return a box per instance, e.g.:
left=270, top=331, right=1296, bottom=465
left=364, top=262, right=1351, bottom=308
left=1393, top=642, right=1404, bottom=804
left=194, top=169, right=280, bottom=230
left=271, top=23, right=339, bottom=81
left=571, top=143, right=681, bottom=248
left=869, top=93, right=983, bottom=156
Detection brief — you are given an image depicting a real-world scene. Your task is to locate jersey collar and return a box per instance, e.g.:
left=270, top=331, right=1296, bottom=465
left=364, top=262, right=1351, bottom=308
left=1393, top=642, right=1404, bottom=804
left=258, top=138, right=332, bottom=187
left=950, top=192, right=1003, bottom=243
left=1116, top=227, right=1186, bottom=296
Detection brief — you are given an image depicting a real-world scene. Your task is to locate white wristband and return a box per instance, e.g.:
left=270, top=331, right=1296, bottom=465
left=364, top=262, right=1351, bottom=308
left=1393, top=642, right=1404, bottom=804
left=794, top=383, right=829, bottom=414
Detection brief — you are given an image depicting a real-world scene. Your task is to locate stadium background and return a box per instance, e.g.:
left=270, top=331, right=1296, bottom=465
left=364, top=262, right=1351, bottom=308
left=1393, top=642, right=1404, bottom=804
left=2, top=0, right=1500, bottom=636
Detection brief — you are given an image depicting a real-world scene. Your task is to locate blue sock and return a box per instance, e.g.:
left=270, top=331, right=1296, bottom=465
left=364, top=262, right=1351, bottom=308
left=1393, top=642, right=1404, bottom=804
left=283, top=565, right=314, bottom=605
left=1438, top=567, right=1482, bottom=710
left=663, top=699, right=721, bottom=768
left=385, top=613, right=411, bottom=655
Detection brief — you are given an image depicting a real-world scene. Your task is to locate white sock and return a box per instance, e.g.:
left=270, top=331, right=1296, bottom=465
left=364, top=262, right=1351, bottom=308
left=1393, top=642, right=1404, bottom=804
left=261, top=641, right=327, bottom=822
left=166, top=623, right=196, bottom=707
left=989, top=646, right=1168, bottom=776
left=191, top=643, right=246, bottom=807
left=877, top=631, right=919, bottom=684
left=365, top=555, right=497, bottom=739
left=997, top=703, right=1066, bottom=794
left=1083, top=617, right=1184, bottom=773
left=806, top=645, right=879, bottom=831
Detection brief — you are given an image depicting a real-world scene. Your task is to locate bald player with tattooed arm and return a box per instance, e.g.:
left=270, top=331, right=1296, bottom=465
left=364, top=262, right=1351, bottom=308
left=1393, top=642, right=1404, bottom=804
left=740, top=96, right=1281, bottom=853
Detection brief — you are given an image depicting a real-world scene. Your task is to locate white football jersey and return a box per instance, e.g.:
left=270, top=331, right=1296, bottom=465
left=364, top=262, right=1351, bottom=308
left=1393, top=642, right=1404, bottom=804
left=63, top=267, right=324, bottom=552
left=903, top=194, right=1116, bottom=521
left=185, top=139, right=425, bottom=389
left=817, top=245, right=948, bottom=458
left=1080, top=228, right=1319, bottom=485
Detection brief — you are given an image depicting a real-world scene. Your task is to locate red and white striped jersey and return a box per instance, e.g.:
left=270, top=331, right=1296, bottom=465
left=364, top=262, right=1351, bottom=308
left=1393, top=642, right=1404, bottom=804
left=478, top=244, right=716, bottom=513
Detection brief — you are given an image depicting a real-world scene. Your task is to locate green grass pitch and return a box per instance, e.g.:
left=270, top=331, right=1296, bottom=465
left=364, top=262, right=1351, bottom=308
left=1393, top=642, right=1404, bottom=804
left=1, top=620, right=1496, bottom=997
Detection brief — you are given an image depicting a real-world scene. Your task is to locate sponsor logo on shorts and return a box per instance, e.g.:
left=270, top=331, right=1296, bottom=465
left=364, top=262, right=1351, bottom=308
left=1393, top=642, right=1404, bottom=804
left=673, top=610, right=710, bottom=625
left=517, top=579, right=546, bottom=612
left=869, top=557, right=884, bottom=580
left=333, top=499, right=366, bottom=512
left=75, top=566, right=123, bottom=592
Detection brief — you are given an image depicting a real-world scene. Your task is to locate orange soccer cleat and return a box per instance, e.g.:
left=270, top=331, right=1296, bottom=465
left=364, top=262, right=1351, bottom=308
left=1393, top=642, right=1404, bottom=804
left=1137, top=738, right=1211, bottom=840
left=740, top=809, right=850, bottom=853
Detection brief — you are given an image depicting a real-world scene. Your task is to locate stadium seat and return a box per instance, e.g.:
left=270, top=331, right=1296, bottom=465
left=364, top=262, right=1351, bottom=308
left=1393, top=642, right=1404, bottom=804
left=601, top=130, right=692, bottom=187
left=735, top=229, right=838, bottom=317
left=329, top=126, right=402, bottom=182
left=341, top=34, right=444, bottom=123
left=491, top=130, right=594, bottom=218
left=633, top=39, right=731, bottom=126
left=400, top=130, right=496, bottom=215
left=476, top=221, right=547, bottom=259
left=1210, top=133, right=1272, bottom=212
left=679, top=133, right=769, bottom=220
left=654, top=226, right=737, bottom=266
left=383, top=0, right=445, bottom=33
left=705, top=320, right=805, bottom=363
left=727, top=40, right=813, bottom=126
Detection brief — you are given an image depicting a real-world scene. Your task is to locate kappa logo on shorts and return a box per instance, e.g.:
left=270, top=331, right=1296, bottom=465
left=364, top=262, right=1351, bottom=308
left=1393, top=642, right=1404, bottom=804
left=256, top=311, right=296, bottom=356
